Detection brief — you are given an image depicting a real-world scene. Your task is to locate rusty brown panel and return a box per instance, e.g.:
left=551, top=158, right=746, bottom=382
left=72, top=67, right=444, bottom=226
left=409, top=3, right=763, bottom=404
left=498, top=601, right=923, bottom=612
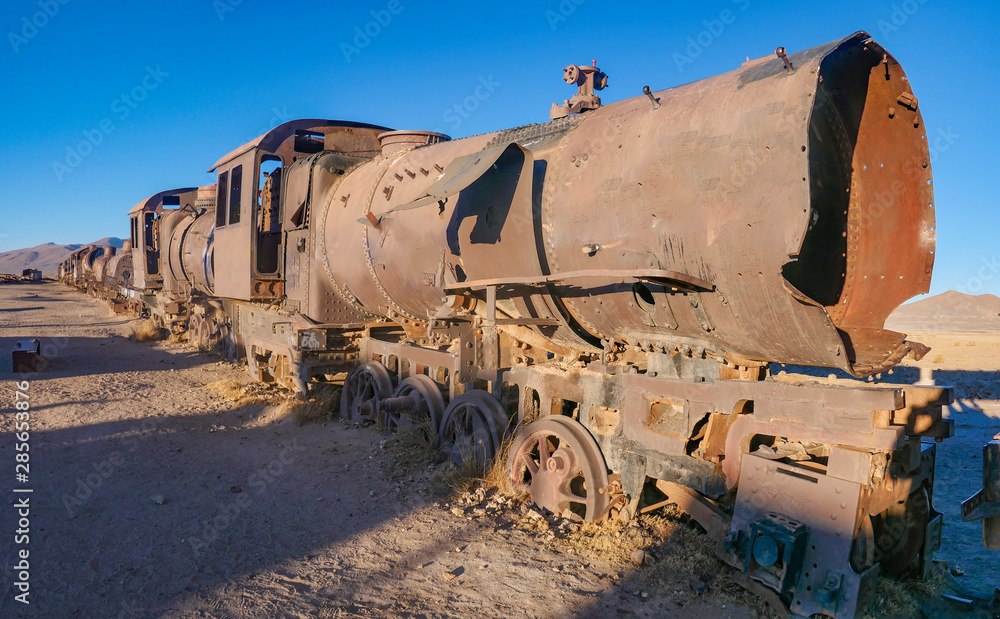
left=321, top=152, right=399, bottom=317
left=537, top=35, right=855, bottom=370
left=328, top=133, right=496, bottom=320
left=250, top=278, right=284, bottom=301
left=208, top=120, right=390, bottom=173
left=308, top=32, right=936, bottom=377
left=654, top=480, right=731, bottom=541
left=304, top=153, right=378, bottom=324
left=962, top=439, right=1000, bottom=549
left=730, top=454, right=869, bottom=618
left=825, top=41, right=935, bottom=374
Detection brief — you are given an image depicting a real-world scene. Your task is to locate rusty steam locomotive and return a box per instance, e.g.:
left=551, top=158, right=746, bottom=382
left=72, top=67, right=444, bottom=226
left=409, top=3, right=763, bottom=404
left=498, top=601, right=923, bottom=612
left=61, top=32, right=975, bottom=617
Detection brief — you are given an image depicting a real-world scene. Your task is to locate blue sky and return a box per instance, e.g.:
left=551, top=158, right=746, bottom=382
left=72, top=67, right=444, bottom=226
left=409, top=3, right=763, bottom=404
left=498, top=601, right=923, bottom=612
left=0, top=0, right=996, bottom=297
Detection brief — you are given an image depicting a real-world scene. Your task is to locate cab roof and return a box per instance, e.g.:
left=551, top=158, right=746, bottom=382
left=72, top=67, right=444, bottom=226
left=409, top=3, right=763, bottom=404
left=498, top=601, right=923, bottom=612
left=208, top=118, right=392, bottom=172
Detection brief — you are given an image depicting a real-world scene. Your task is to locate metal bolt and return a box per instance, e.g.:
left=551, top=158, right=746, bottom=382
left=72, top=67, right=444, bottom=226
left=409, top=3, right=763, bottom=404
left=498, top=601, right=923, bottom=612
left=775, top=46, right=794, bottom=73
left=642, top=85, right=661, bottom=109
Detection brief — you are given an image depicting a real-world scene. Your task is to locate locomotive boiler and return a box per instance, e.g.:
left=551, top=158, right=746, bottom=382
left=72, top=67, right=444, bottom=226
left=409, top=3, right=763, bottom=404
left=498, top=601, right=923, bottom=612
left=67, top=31, right=968, bottom=618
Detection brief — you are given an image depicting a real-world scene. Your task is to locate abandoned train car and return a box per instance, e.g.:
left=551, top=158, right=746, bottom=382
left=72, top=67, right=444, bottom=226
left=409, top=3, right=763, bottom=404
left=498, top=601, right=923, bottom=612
left=57, top=31, right=991, bottom=619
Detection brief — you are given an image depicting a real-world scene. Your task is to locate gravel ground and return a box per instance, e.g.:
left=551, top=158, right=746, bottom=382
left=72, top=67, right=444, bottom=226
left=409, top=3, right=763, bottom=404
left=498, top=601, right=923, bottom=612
left=1, top=282, right=997, bottom=618
left=0, top=283, right=759, bottom=618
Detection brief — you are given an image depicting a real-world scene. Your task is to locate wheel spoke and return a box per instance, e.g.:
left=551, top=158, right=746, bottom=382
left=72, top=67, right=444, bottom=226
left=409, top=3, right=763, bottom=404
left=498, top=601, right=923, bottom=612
left=538, top=435, right=551, bottom=466
left=556, top=487, right=584, bottom=507
left=521, top=452, right=539, bottom=476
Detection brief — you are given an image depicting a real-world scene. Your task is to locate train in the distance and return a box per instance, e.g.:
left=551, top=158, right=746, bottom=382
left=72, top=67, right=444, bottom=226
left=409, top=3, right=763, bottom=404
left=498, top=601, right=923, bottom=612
left=60, top=31, right=997, bottom=618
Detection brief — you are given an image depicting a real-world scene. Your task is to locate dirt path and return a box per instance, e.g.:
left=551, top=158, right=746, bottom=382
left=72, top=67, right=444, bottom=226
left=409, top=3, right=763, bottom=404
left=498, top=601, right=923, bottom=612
left=0, top=283, right=758, bottom=618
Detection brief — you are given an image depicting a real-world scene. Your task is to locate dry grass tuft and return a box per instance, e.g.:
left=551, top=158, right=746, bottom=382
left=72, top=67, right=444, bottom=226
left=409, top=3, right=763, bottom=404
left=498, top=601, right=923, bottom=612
left=501, top=495, right=773, bottom=612
left=433, top=426, right=523, bottom=496
left=482, top=430, right=519, bottom=496
left=204, top=380, right=287, bottom=406
left=861, top=562, right=951, bottom=618
left=550, top=510, right=771, bottom=615
left=862, top=577, right=922, bottom=619
left=383, top=419, right=438, bottom=480
left=282, top=383, right=341, bottom=426
left=432, top=453, right=484, bottom=495
left=130, top=319, right=165, bottom=342
left=167, top=332, right=187, bottom=345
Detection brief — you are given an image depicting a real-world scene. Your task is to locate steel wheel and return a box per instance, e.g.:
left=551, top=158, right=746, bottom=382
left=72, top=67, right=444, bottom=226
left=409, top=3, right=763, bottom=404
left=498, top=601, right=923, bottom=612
left=340, top=362, right=392, bottom=423
left=507, top=416, right=610, bottom=522
left=201, top=316, right=222, bottom=349
left=438, top=390, right=510, bottom=468
left=187, top=314, right=205, bottom=347
left=381, top=375, right=444, bottom=432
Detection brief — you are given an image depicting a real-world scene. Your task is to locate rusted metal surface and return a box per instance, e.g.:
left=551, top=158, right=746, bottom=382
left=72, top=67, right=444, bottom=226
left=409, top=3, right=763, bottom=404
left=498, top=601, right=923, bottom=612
left=727, top=453, right=875, bottom=618
left=439, top=390, right=510, bottom=469
left=12, top=339, right=45, bottom=372
left=550, top=61, right=608, bottom=119
left=962, top=438, right=1000, bottom=549
left=128, top=187, right=201, bottom=290
left=162, top=185, right=217, bottom=298
left=316, top=32, right=932, bottom=378
left=209, top=119, right=389, bottom=302
left=654, top=479, right=730, bottom=540
left=21, top=269, right=42, bottom=282
left=104, top=239, right=133, bottom=294
left=379, top=374, right=445, bottom=432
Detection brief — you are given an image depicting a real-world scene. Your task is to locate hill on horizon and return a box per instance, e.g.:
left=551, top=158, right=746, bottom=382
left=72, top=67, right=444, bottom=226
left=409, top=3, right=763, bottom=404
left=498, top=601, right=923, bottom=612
left=0, top=238, right=124, bottom=276
left=886, top=290, right=1000, bottom=333
left=1, top=240, right=997, bottom=335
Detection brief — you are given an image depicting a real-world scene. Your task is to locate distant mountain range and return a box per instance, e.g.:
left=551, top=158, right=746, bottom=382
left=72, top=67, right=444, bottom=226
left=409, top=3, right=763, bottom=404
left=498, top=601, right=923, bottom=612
left=886, top=290, right=1000, bottom=333
left=0, top=238, right=124, bottom=276
left=1, top=240, right=997, bottom=334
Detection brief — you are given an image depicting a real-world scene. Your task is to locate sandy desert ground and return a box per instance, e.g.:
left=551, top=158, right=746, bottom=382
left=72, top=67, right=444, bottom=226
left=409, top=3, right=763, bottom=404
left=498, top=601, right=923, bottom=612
left=0, top=282, right=997, bottom=618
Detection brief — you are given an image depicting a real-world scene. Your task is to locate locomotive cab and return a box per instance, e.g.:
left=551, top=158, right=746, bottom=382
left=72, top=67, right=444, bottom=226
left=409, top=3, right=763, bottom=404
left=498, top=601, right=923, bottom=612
left=207, top=119, right=390, bottom=302
left=128, top=188, right=201, bottom=291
